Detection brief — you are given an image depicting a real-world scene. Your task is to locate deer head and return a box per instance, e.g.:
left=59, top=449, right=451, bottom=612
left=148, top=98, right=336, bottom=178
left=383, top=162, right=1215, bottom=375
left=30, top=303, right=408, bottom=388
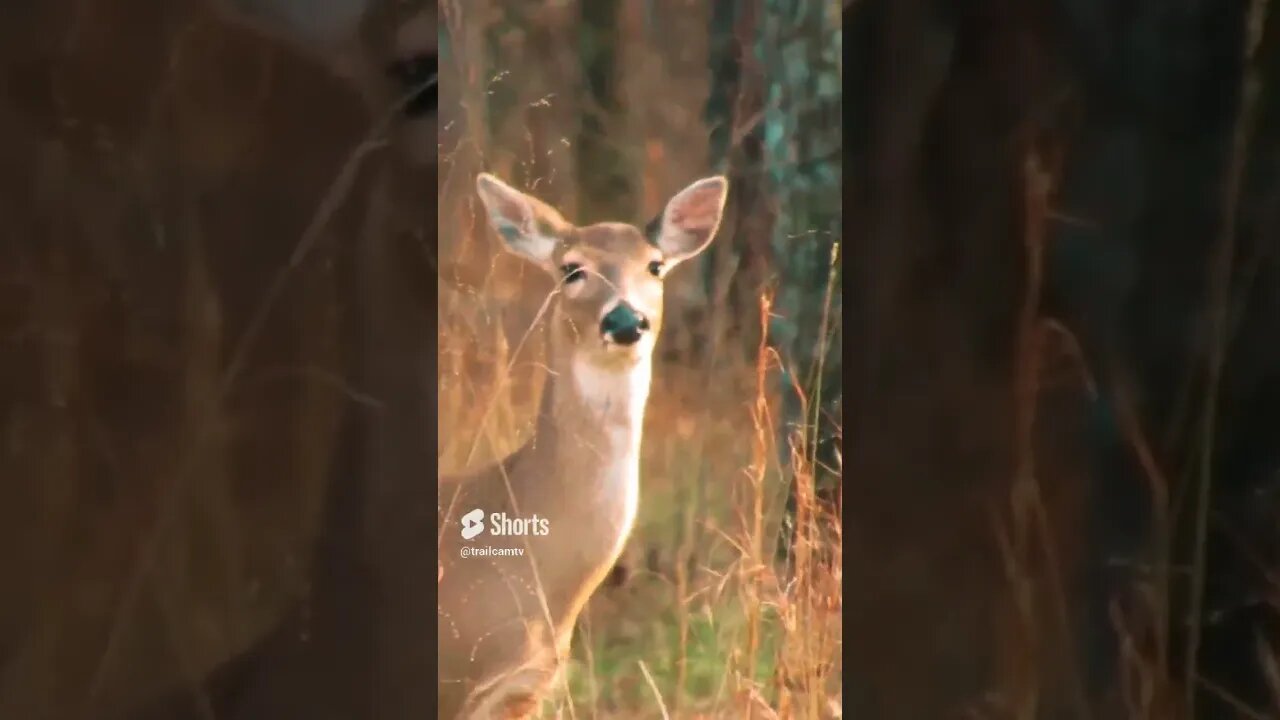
left=474, top=173, right=729, bottom=372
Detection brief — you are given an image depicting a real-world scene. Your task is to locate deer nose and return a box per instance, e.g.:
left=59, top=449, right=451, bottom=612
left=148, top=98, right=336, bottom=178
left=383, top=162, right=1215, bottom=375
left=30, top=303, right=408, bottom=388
left=601, top=303, right=650, bottom=346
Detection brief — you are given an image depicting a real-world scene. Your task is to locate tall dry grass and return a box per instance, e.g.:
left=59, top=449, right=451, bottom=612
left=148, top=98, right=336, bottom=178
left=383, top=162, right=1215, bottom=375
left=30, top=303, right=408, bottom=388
left=978, top=0, right=1279, bottom=710
left=438, top=264, right=842, bottom=719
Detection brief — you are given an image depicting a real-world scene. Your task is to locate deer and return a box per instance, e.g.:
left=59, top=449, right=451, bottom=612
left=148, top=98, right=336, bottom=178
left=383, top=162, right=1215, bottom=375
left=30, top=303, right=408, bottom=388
left=208, top=0, right=437, bottom=102
left=436, top=171, right=729, bottom=719
left=207, top=0, right=438, bottom=163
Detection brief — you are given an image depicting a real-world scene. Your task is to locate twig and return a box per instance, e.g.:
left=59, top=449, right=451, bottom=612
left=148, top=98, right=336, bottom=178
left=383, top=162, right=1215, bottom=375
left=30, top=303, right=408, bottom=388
left=1185, top=0, right=1271, bottom=713
left=638, top=660, right=672, bottom=720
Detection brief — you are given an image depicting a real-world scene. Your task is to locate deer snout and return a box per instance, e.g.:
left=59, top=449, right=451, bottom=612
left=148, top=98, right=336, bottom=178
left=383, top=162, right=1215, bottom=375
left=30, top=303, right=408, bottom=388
left=600, top=303, right=650, bottom=346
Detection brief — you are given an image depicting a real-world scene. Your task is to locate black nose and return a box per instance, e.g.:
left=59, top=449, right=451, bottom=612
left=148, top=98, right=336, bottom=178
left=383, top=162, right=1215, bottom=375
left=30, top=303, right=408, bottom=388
left=601, top=304, right=650, bottom=346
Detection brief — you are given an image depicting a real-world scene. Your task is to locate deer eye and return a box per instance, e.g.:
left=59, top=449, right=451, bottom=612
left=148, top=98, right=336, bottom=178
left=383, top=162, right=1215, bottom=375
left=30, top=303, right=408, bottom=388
left=560, top=263, right=585, bottom=283
left=647, top=260, right=664, bottom=278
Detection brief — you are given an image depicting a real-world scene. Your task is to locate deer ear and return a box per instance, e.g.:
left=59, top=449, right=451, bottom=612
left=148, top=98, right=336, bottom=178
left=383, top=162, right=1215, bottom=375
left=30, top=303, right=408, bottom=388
left=649, top=176, right=729, bottom=265
left=475, top=173, right=571, bottom=269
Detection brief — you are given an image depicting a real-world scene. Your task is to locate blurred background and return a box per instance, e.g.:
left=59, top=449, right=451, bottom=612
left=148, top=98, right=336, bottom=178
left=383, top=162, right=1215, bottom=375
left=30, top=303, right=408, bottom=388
left=848, top=1, right=1280, bottom=719
left=0, top=0, right=842, bottom=719
left=0, top=1, right=438, bottom=718
left=438, top=0, right=842, bottom=717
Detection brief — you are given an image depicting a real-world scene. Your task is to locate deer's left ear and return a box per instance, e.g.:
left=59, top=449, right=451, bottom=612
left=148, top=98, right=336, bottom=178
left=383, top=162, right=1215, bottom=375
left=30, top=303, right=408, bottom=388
left=648, top=176, right=729, bottom=265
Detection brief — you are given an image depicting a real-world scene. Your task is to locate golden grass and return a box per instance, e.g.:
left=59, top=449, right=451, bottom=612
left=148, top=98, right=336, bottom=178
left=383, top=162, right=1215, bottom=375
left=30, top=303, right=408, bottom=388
left=437, top=269, right=843, bottom=718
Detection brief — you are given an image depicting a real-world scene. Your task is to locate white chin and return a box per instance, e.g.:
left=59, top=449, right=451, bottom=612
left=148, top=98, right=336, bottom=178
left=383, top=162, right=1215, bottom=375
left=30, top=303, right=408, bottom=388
left=599, top=342, right=644, bottom=365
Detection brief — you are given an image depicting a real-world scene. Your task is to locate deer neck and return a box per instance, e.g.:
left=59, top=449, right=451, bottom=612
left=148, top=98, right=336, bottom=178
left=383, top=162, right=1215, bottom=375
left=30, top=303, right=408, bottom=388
left=527, top=337, right=652, bottom=508
left=508, top=342, right=649, bottom=621
left=536, top=352, right=650, bottom=456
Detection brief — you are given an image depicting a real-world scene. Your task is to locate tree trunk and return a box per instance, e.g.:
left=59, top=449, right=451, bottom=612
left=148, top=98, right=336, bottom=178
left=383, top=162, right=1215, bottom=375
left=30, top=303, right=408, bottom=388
left=756, top=0, right=843, bottom=559
left=577, top=0, right=636, bottom=223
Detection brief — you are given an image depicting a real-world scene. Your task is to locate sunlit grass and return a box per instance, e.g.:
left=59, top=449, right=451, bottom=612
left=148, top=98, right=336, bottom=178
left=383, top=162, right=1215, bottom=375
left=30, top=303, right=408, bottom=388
left=437, top=260, right=842, bottom=718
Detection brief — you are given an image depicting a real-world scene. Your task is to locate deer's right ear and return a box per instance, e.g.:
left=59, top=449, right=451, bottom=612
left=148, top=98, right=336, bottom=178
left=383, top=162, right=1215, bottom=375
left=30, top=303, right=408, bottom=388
left=475, top=173, right=570, bottom=269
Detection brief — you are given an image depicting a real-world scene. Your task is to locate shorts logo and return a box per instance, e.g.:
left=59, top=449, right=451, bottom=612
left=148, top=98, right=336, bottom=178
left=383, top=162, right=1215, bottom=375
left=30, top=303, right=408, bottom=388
left=460, top=508, right=486, bottom=541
